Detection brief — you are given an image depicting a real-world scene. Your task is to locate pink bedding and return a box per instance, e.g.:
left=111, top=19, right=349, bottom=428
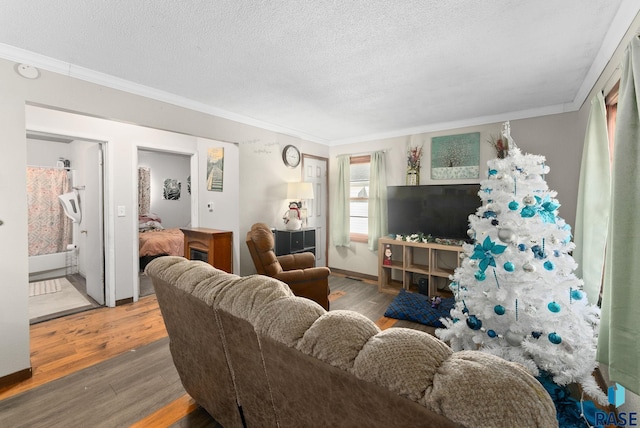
left=139, top=228, right=184, bottom=257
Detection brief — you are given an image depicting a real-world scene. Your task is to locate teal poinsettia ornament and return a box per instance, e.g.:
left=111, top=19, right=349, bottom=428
left=470, top=236, right=507, bottom=272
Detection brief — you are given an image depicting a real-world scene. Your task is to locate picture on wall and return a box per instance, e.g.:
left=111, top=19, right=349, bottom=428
left=207, top=147, right=224, bottom=192
left=163, top=178, right=181, bottom=200
left=431, top=132, right=480, bottom=180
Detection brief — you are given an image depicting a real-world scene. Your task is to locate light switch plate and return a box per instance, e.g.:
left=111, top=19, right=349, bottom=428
left=117, top=205, right=126, bottom=217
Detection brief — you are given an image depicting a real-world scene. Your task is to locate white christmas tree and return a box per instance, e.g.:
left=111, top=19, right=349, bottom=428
left=436, top=122, right=606, bottom=406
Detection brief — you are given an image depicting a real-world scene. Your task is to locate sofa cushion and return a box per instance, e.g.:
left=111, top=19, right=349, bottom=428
left=352, top=328, right=453, bottom=403
left=255, top=296, right=325, bottom=347
left=296, top=310, right=380, bottom=371
left=426, top=350, right=557, bottom=428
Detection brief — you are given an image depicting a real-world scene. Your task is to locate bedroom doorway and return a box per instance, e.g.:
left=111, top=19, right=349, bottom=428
left=26, top=131, right=106, bottom=322
left=136, top=148, right=195, bottom=299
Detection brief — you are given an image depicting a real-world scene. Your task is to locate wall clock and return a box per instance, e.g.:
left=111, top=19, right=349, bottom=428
left=282, top=145, right=301, bottom=167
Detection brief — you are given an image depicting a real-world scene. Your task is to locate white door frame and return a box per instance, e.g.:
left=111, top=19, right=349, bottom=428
left=25, top=127, right=112, bottom=306
left=133, top=144, right=199, bottom=301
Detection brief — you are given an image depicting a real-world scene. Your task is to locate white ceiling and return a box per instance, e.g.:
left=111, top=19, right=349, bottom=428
left=0, top=1, right=637, bottom=145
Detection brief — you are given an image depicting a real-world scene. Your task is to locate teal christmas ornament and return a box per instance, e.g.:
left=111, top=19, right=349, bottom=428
left=494, top=305, right=506, bottom=315
left=466, top=315, right=482, bottom=330
left=548, top=332, right=562, bottom=344
left=570, top=289, right=584, bottom=301
left=470, top=236, right=507, bottom=272
left=487, top=329, right=497, bottom=338
left=518, top=243, right=527, bottom=251
left=508, top=201, right=519, bottom=210
left=547, top=301, right=561, bottom=313
left=475, top=271, right=486, bottom=281
left=503, top=261, right=515, bottom=272
left=489, top=168, right=497, bottom=176
left=543, top=261, right=555, bottom=271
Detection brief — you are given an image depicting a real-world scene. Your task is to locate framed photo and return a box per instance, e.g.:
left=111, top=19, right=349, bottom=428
left=207, top=148, right=224, bottom=191
left=431, top=132, right=480, bottom=180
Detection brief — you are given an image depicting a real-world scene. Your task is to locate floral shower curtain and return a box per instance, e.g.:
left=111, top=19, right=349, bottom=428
left=26, top=167, right=72, bottom=256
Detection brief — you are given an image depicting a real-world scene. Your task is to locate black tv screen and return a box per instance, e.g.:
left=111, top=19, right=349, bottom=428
left=387, top=184, right=480, bottom=240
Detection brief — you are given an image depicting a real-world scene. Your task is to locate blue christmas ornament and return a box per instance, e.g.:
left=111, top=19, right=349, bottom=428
left=543, top=261, right=555, bottom=271
left=554, top=250, right=560, bottom=257
left=531, top=245, right=546, bottom=259
left=453, top=318, right=459, bottom=323
left=531, top=331, right=542, bottom=339
left=570, top=289, right=584, bottom=301
left=475, top=271, right=486, bottom=281
left=466, top=315, right=482, bottom=330
left=483, top=210, right=497, bottom=219
left=518, top=243, right=527, bottom=251
left=491, top=219, right=499, bottom=226
left=503, top=261, right=515, bottom=272
left=548, top=332, right=562, bottom=344
left=508, top=201, right=519, bottom=210
left=487, top=329, right=497, bottom=338
left=547, top=301, right=561, bottom=313
left=494, top=305, right=506, bottom=315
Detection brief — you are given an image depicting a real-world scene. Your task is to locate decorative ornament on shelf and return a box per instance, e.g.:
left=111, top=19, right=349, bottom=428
left=383, top=244, right=392, bottom=265
left=406, top=143, right=423, bottom=185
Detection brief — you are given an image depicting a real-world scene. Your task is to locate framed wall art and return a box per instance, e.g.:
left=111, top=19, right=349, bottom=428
left=431, top=132, right=480, bottom=180
left=207, top=147, right=224, bottom=191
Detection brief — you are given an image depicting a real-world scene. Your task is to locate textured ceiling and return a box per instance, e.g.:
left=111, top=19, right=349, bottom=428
left=0, top=1, right=636, bottom=144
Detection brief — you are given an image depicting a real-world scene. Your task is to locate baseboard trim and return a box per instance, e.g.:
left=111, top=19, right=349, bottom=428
left=329, top=268, right=377, bottom=284
left=0, top=367, right=32, bottom=390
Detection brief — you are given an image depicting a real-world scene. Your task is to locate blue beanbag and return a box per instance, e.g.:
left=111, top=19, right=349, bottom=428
left=384, top=289, right=455, bottom=328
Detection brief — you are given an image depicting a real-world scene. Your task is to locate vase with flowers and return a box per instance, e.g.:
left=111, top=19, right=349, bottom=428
left=406, top=145, right=423, bottom=185
left=487, top=134, right=509, bottom=159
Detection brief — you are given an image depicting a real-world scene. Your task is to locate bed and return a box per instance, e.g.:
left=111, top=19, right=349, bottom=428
left=139, top=214, right=184, bottom=270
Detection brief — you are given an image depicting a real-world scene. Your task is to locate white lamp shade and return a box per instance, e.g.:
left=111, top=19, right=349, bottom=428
left=287, top=182, right=314, bottom=200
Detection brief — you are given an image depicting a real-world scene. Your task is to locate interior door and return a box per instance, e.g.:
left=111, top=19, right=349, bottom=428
left=80, top=143, right=105, bottom=304
left=302, top=155, right=328, bottom=267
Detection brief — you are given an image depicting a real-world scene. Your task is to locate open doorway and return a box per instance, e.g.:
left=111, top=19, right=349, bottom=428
left=136, top=148, right=193, bottom=298
left=26, top=131, right=105, bottom=323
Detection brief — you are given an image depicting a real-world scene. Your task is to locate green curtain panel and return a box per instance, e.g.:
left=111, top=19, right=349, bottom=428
left=332, top=155, right=351, bottom=247
left=598, top=35, right=640, bottom=396
left=367, top=151, right=388, bottom=251
left=573, top=92, right=611, bottom=305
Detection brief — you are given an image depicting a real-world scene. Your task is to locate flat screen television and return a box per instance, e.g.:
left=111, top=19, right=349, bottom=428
left=387, top=184, right=480, bottom=241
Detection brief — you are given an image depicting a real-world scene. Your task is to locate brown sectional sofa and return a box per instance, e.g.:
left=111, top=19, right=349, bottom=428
left=146, top=257, right=557, bottom=428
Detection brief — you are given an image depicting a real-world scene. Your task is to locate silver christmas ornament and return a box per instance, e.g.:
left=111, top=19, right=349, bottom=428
left=505, top=330, right=525, bottom=346
left=525, top=305, right=537, bottom=314
left=469, top=259, right=478, bottom=267
left=497, top=228, right=516, bottom=243
left=523, top=262, right=536, bottom=273
left=523, top=195, right=536, bottom=206
left=467, top=229, right=476, bottom=239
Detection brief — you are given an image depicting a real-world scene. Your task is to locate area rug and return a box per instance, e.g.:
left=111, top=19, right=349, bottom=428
left=28, top=277, right=92, bottom=320
left=383, top=289, right=455, bottom=328
left=29, top=278, right=63, bottom=296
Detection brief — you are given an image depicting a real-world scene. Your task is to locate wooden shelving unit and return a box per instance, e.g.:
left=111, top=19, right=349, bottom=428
left=378, top=237, right=462, bottom=296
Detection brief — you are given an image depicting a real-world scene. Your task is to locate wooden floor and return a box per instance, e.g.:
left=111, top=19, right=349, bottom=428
left=0, top=274, right=428, bottom=427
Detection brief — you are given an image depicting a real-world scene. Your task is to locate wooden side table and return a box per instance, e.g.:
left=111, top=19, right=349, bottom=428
left=180, top=227, right=233, bottom=273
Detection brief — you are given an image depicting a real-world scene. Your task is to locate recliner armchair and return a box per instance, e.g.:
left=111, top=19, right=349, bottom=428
left=246, top=223, right=330, bottom=310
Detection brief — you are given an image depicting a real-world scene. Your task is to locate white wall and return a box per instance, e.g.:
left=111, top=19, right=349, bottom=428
left=138, top=150, right=191, bottom=228
left=327, top=115, right=585, bottom=277
left=0, top=56, right=321, bottom=380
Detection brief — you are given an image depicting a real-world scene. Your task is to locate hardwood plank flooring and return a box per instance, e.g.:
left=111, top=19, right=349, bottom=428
left=0, top=274, right=428, bottom=426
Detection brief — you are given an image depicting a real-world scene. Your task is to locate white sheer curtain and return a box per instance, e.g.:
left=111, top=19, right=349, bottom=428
left=598, top=35, right=640, bottom=396
left=331, top=155, right=351, bottom=247
left=368, top=151, right=388, bottom=251
left=573, top=92, right=611, bottom=305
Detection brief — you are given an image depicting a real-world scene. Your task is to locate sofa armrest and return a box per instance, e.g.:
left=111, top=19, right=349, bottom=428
left=277, top=252, right=316, bottom=270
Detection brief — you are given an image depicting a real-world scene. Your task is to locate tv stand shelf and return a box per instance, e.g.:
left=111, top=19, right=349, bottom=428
left=378, top=237, right=462, bottom=296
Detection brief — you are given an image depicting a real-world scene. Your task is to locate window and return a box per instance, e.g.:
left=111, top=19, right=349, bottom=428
left=349, top=155, right=370, bottom=241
